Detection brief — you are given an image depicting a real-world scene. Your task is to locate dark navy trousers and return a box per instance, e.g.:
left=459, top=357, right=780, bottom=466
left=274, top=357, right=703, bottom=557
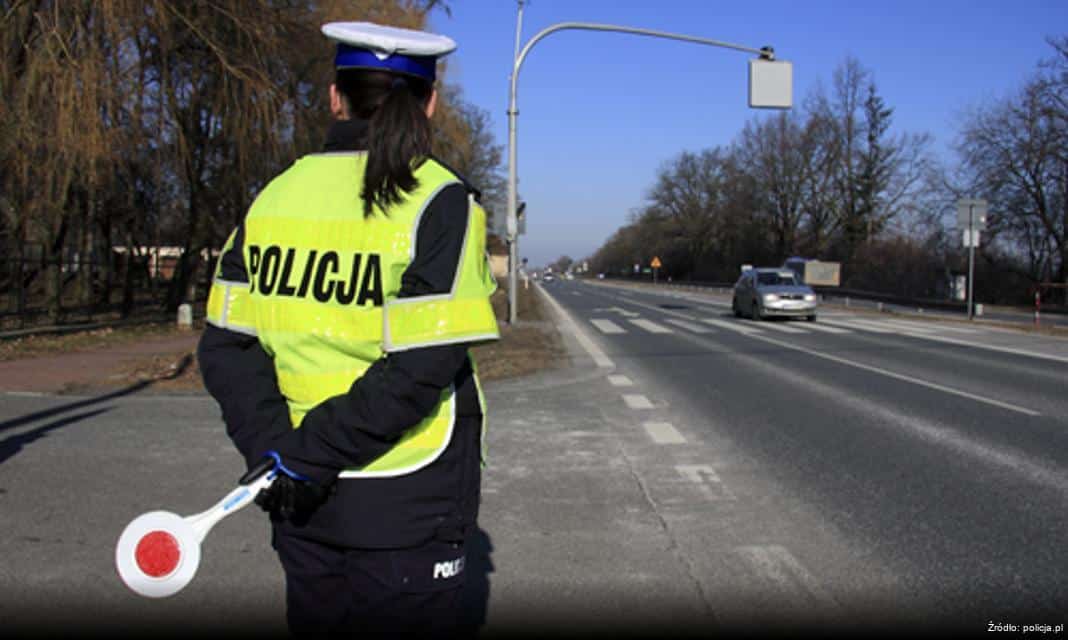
left=272, top=530, right=471, bottom=636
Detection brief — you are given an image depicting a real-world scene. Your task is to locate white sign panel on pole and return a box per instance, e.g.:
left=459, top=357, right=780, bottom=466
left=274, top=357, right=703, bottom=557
left=748, top=59, right=793, bottom=109
left=956, top=198, right=988, bottom=230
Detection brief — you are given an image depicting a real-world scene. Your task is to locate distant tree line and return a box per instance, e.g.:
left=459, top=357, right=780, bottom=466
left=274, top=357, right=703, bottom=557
left=0, top=0, right=505, bottom=323
left=590, top=41, right=1068, bottom=306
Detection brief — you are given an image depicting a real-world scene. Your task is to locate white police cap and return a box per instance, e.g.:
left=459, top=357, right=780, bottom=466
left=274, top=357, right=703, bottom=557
left=321, top=22, right=456, bottom=83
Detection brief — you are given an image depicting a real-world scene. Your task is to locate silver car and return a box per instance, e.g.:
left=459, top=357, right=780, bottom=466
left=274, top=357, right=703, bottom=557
left=732, top=268, right=818, bottom=321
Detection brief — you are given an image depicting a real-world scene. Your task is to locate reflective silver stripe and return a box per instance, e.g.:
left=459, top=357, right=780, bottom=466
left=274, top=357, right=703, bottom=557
left=384, top=331, right=500, bottom=354
left=383, top=195, right=474, bottom=352
left=211, top=278, right=256, bottom=336
left=220, top=283, right=231, bottom=327
left=337, top=384, right=457, bottom=479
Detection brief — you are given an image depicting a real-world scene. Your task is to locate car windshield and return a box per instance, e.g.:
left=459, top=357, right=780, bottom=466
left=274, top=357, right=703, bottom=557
left=757, top=272, right=798, bottom=286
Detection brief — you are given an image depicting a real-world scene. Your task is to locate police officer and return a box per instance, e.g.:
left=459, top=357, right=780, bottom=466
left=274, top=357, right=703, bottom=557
left=197, top=21, right=498, bottom=635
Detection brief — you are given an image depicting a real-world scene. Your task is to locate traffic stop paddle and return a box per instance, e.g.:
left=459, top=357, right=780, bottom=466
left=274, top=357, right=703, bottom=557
left=115, top=466, right=274, bottom=598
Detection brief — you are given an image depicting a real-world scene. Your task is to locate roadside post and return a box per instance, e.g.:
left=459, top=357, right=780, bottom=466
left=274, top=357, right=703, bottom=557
left=505, top=4, right=791, bottom=323
left=176, top=303, right=193, bottom=330
left=957, top=198, right=988, bottom=321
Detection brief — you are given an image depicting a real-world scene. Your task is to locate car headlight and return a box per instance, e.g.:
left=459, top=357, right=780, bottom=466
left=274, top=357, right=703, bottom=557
left=763, top=293, right=780, bottom=302
left=804, top=294, right=816, bottom=302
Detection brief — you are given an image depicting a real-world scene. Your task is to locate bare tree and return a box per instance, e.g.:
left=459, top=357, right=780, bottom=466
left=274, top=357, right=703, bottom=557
left=433, top=84, right=507, bottom=223
left=735, top=110, right=821, bottom=261
left=956, top=37, right=1068, bottom=289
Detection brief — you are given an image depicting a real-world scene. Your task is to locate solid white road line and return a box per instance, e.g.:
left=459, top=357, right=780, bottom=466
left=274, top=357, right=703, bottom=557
left=607, top=374, right=633, bottom=387
left=591, top=318, right=626, bottom=334
left=663, top=318, right=714, bottom=333
left=623, top=394, right=655, bottom=409
left=538, top=285, right=615, bottom=368
left=628, top=318, right=673, bottom=334
left=749, top=332, right=1040, bottom=416
left=893, top=329, right=1068, bottom=365
left=643, top=421, right=686, bottom=444
left=823, top=316, right=1068, bottom=364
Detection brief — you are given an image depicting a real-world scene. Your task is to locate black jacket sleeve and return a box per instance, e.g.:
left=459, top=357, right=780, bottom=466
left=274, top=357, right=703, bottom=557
left=198, top=324, right=295, bottom=469
left=265, top=182, right=476, bottom=484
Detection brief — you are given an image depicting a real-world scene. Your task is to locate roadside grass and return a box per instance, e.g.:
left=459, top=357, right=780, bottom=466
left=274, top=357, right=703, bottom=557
left=1, top=281, right=565, bottom=392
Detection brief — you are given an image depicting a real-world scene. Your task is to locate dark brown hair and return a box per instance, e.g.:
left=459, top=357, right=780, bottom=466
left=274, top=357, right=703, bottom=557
left=333, top=69, right=433, bottom=217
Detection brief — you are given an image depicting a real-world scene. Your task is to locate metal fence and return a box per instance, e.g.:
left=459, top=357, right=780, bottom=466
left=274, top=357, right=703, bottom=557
left=0, top=245, right=212, bottom=332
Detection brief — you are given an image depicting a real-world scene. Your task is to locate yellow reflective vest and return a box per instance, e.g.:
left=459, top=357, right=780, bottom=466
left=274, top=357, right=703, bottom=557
left=206, top=154, right=499, bottom=478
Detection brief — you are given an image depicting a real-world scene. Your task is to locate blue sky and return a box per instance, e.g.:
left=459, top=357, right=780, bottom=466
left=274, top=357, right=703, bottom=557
left=427, top=1, right=1067, bottom=268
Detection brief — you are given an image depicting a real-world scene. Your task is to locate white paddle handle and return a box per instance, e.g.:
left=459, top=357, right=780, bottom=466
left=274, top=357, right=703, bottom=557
left=187, top=471, right=275, bottom=541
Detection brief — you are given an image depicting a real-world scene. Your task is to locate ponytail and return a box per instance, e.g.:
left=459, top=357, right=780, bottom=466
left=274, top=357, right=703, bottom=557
left=334, top=69, right=433, bottom=217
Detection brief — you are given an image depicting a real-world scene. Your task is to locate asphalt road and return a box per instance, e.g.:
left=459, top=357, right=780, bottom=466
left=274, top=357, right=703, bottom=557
left=540, top=278, right=1068, bottom=631
left=2, top=280, right=1066, bottom=636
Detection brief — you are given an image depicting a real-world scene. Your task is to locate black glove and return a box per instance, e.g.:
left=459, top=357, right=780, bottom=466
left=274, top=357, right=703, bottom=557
left=240, top=451, right=331, bottom=522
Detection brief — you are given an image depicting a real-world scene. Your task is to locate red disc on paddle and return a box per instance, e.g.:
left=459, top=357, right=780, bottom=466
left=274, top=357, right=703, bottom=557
left=134, top=530, right=181, bottom=577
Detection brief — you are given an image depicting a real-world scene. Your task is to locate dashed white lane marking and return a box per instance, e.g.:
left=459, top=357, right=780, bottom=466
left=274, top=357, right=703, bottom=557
left=733, top=545, right=841, bottom=613
left=663, top=318, right=713, bottom=333
left=796, top=322, right=852, bottom=334
left=628, top=318, right=673, bottom=334
left=607, top=374, right=633, bottom=387
left=643, top=421, right=686, bottom=444
left=591, top=318, right=626, bottom=334
left=5, top=391, right=46, bottom=397
left=755, top=321, right=807, bottom=334
left=675, top=464, right=736, bottom=501
left=622, top=394, right=655, bottom=409
left=702, top=318, right=764, bottom=334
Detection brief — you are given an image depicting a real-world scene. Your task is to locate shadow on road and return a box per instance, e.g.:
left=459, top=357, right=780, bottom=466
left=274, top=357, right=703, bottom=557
left=462, top=527, right=495, bottom=633
left=0, top=354, right=193, bottom=465
left=0, top=407, right=112, bottom=466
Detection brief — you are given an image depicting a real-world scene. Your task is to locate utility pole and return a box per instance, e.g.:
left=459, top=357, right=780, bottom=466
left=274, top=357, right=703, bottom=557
left=506, top=1, right=526, bottom=325
left=505, top=17, right=791, bottom=324
left=957, top=198, right=988, bottom=321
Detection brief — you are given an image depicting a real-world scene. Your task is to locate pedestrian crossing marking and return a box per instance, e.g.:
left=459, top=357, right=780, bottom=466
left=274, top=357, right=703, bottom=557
left=628, top=319, right=673, bottom=333
left=701, top=318, right=764, bottom=334
left=663, top=318, right=713, bottom=333
left=608, top=375, right=633, bottom=387
left=591, top=319, right=625, bottom=334
left=920, top=324, right=978, bottom=334
left=820, top=317, right=895, bottom=333
left=867, top=318, right=936, bottom=333
left=796, top=322, right=851, bottom=334
left=754, top=322, right=807, bottom=334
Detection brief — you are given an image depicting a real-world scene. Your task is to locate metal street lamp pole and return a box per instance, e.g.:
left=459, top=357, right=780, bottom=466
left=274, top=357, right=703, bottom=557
left=506, top=21, right=777, bottom=324
left=967, top=203, right=975, bottom=321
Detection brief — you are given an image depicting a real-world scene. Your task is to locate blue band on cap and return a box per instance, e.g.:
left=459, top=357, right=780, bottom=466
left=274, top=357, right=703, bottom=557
left=335, top=44, right=436, bottom=82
